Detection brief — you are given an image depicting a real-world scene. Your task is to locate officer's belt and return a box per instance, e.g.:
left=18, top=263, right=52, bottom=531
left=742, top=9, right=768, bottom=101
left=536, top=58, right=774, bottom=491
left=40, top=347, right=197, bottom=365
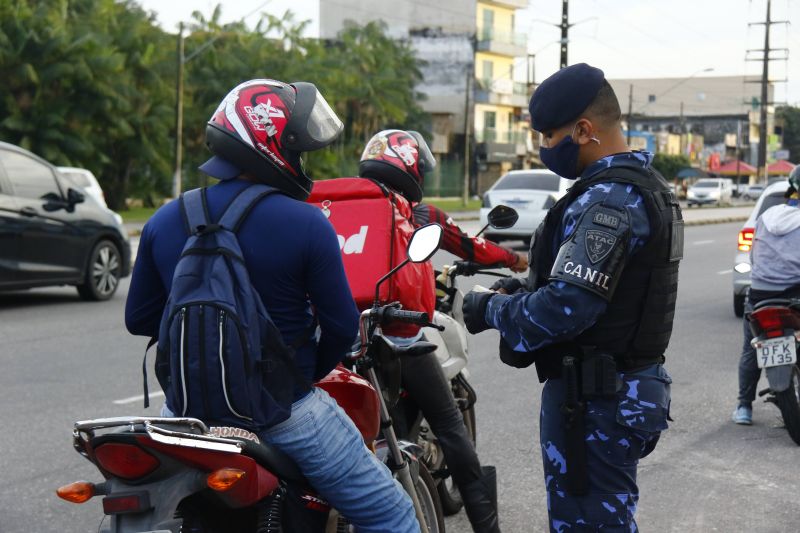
left=535, top=346, right=665, bottom=382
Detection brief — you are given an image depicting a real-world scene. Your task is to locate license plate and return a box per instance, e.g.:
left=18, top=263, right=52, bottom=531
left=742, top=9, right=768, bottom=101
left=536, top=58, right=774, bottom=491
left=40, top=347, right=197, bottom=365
left=756, top=336, right=797, bottom=368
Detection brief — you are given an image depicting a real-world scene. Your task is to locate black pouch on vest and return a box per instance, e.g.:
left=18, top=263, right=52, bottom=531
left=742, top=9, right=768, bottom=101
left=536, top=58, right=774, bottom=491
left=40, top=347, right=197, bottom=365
left=499, top=337, right=537, bottom=368
left=580, top=353, right=620, bottom=398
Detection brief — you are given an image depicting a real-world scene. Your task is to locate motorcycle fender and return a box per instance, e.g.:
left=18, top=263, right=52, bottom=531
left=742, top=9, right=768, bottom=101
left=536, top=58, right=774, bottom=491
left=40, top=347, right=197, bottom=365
left=766, top=365, right=793, bottom=393
left=106, top=470, right=204, bottom=533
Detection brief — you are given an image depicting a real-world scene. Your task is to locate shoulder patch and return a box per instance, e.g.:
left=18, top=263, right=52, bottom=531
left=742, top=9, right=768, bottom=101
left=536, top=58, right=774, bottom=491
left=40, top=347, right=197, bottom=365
left=592, top=211, right=620, bottom=229
left=585, top=230, right=617, bottom=264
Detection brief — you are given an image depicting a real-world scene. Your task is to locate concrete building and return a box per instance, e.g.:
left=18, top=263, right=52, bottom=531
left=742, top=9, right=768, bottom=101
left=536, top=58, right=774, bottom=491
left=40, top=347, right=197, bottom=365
left=473, top=0, right=530, bottom=193
left=608, top=76, right=778, bottom=173
left=315, top=0, right=531, bottom=196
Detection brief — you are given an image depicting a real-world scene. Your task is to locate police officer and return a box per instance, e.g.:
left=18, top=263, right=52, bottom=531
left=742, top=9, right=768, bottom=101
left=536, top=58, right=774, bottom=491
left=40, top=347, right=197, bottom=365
left=462, top=64, right=682, bottom=531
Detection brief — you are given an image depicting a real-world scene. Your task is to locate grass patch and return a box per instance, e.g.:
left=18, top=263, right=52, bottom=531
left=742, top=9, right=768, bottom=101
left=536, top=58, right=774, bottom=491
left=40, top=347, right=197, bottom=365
left=426, top=198, right=482, bottom=212
left=119, top=206, right=158, bottom=223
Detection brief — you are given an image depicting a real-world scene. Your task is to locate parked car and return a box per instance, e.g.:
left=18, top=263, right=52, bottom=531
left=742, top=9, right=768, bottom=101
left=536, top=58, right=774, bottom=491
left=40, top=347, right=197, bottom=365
left=732, top=179, right=790, bottom=316
left=480, top=169, right=568, bottom=244
left=0, top=142, right=131, bottom=300
left=743, top=184, right=766, bottom=201
left=686, top=178, right=733, bottom=207
left=57, top=166, right=107, bottom=208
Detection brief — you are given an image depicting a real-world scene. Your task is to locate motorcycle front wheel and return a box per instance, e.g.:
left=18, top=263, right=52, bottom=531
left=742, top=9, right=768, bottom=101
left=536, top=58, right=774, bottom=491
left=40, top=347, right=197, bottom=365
left=416, top=461, right=446, bottom=533
left=776, top=365, right=800, bottom=446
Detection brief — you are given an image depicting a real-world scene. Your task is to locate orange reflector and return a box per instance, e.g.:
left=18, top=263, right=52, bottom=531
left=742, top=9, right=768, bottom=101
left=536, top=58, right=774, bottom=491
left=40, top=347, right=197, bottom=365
left=56, top=481, right=95, bottom=503
left=206, top=468, right=246, bottom=491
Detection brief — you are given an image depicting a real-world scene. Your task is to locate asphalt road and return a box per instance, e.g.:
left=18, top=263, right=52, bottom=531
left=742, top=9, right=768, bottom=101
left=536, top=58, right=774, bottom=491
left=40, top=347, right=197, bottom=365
left=1, top=221, right=797, bottom=533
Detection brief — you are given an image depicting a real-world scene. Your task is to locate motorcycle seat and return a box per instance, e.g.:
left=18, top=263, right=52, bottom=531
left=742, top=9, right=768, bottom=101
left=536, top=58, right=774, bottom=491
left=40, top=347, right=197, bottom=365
left=235, top=438, right=308, bottom=485
left=394, top=340, right=438, bottom=357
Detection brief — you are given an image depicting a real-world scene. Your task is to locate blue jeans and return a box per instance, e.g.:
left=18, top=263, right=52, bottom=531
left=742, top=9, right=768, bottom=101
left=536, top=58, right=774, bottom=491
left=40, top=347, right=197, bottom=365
left=163, top=388, right=418, bottom=532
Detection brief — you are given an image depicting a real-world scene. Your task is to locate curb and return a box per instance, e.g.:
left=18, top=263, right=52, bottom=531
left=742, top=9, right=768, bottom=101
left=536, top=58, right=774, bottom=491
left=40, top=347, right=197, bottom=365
left=684, top=216, right=748, bottom=227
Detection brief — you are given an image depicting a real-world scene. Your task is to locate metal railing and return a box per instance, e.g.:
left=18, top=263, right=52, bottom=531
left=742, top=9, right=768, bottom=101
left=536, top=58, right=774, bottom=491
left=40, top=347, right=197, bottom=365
left=475, top=128, right=529, bottom=144
left=477, top=27, right=527, bottom=47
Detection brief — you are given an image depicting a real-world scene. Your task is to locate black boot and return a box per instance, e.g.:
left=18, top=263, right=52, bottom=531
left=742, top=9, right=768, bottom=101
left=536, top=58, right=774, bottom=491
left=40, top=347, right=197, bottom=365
left=460, top=465, right=501, bottom=533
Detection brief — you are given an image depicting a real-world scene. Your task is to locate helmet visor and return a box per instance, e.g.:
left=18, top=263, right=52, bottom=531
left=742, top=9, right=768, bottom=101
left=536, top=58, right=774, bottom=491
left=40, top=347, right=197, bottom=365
left=408, top=131, right=437, bottom=171
left=285, top=82, right=343, bottom=151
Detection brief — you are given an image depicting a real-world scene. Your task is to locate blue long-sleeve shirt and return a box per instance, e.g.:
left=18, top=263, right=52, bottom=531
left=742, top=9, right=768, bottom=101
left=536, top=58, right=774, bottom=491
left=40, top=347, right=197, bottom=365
left=125, top=178, right=359, bottom=386
left=485, top=152, right=653, bottom=352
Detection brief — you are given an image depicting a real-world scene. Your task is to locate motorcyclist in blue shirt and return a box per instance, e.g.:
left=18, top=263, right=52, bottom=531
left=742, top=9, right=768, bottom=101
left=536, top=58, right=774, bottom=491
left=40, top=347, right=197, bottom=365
left=462, top=64, right=681, bottom=532
left=125, top=79, right=418, bottom=533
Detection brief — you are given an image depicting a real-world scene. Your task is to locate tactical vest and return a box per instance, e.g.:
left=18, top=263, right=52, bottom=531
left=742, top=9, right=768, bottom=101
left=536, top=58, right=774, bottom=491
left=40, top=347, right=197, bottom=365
left=528, top=164, right=683, bottom=371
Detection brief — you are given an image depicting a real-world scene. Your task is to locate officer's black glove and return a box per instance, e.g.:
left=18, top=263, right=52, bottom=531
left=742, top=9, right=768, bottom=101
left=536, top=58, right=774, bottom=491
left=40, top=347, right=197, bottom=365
left=462, top=290, right=495, bottom=334
left=489, top=277, right=524, bottom=294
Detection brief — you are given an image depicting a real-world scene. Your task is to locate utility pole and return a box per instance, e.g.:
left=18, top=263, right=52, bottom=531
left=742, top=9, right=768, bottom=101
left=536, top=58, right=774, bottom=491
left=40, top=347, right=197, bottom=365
left=172, top=22, right=184, bottom=199
left=560, top=0, right=569, bottom=69
left=626, top=84, right=633, bottom=146
left=747, top=0, right=789, bottom=182
left=462, top=34, right=476, bottom=206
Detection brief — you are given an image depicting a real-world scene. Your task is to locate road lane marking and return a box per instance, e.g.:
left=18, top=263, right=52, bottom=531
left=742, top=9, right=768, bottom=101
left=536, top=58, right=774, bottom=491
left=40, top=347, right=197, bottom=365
left=693, top=240, right=715, bottom=245
left=717, top=269, right=733, bottom=275
left=113, top=391, right=165, bottom=405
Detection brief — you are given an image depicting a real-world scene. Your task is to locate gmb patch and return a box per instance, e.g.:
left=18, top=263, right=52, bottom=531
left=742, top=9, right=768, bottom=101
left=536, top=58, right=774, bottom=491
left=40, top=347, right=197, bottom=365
left=592, top=211, right=620, bottom=229
left=585, top=230, right=617, bottom=264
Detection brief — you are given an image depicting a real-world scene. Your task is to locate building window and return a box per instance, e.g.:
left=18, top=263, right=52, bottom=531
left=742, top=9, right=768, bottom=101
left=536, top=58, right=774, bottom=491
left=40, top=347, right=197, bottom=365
left=482, top=60, right=493, bottom=82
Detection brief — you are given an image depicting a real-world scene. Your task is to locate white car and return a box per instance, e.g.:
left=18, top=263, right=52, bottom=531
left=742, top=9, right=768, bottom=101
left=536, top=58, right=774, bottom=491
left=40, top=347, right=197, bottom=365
left=732, top=179, right=790, bottom=316
left=57, top=167, right=107, bottom=208
left=687, top=178, right=733, bottom=207
left=479, top=169, right=570, bottom=244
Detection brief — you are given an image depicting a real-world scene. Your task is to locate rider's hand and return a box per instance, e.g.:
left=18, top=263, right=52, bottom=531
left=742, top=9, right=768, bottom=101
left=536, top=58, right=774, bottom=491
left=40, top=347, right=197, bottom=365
left=509, top=252, right=529, bottom=273
left=462, top=290, right=495, bottom=334
left=489, top=277, right=524, bottom=295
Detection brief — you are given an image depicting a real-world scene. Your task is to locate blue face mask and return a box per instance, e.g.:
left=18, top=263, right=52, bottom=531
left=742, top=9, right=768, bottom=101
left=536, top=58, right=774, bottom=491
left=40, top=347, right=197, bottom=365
left=538, top=124, right=599, bottom=179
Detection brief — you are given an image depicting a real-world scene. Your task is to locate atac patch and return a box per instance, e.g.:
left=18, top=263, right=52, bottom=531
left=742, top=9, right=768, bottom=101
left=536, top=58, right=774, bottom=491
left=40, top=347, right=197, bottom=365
left=585, top=230, right=617, bottom=264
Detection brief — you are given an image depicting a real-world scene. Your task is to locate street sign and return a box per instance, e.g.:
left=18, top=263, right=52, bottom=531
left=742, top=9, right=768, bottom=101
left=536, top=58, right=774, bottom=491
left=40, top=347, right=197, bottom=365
left=774, top=149, right=790, bottom=160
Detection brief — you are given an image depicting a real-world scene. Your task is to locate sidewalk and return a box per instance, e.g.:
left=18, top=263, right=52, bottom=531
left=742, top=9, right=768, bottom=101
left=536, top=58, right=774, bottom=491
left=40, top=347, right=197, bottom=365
left=449, top=205, right=752, bottom=226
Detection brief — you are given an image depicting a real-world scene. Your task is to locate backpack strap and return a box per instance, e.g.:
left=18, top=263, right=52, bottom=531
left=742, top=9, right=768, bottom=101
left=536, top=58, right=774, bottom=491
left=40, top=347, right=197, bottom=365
left=181, top=188, right=212, bottom=236
left=218, top=184, right=280, bottom=232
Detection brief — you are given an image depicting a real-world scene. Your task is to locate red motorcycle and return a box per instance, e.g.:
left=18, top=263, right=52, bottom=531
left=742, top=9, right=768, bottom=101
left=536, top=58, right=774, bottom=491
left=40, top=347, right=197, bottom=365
left=56, top=224, right=446, bottom=532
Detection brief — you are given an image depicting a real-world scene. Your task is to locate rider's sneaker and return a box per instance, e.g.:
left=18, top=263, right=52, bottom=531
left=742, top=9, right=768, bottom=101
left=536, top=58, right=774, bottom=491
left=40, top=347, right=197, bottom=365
left=732, top=404, right=753, bottom=425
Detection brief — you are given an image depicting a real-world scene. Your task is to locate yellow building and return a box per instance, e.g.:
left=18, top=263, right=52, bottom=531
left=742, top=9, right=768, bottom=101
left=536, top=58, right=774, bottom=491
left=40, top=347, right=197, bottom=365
left=474, top=0, right=529, bottom=192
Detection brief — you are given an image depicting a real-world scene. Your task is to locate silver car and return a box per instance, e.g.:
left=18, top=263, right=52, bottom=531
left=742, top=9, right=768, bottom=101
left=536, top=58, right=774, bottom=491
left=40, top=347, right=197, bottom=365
left=732, top=180, right=790, bottom=316
left=479, top=169, right=570, bottom=244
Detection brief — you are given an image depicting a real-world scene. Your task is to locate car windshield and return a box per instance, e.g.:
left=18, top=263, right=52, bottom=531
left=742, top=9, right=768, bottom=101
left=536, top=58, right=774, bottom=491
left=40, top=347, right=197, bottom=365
left=757, top=192, right=788, bottom=217
left=693, top=181, right=719, bottom=188
left=494, top=173, right=559, bottom=191
left=62, top=171, right=91, bottom=187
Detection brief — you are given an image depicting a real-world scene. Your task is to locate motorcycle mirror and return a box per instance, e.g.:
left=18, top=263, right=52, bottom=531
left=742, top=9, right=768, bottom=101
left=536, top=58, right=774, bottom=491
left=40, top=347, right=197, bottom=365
left=373, top=223, right=443, bottom=306
left=475, top=205, right=519, bottom=238
left=407, top=223, right=443, bottom=263
left=487, top=205, right=518, bottom=229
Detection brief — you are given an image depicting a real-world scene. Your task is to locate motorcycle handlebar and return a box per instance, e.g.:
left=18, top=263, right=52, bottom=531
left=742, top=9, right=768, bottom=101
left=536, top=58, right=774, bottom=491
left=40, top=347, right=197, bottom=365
left=453, top=260, right=509, bottom=277
left=382, top=307, right=430, bottom=326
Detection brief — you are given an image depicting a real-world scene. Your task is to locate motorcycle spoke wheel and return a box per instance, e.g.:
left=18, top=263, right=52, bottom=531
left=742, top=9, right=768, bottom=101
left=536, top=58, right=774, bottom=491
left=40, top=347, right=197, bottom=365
left=776, top=366, right=800, bottom=446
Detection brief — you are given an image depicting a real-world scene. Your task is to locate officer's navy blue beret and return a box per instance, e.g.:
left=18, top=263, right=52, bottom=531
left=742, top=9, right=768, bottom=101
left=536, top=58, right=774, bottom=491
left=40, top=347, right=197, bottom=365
left=529, top=63, right=606, bottom=132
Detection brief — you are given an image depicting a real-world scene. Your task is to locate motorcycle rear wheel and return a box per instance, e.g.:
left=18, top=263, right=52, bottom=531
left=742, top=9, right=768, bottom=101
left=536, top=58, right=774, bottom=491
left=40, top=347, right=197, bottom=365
left=776, top=366, right=800, bottom=446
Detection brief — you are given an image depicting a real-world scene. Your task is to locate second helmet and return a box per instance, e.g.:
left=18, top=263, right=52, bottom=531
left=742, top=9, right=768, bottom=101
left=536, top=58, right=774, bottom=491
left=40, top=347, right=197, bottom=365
left=359, top=130, right=436, bottom=203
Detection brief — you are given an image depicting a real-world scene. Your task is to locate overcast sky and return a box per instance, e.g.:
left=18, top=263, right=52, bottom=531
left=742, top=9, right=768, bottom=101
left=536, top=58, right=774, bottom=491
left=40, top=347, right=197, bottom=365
left=137, top=0, right=800, bottom=106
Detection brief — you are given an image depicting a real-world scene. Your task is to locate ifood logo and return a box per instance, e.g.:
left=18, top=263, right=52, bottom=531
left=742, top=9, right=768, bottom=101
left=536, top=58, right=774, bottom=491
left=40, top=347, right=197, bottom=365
left=338, top=226, right=368, bottom=254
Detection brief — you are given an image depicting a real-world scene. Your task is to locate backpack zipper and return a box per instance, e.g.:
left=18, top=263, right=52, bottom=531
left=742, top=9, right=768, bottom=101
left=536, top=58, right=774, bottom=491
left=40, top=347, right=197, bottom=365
left=198, top=306, right=211, bottom=417
left=179, top=307, right=188, bottom=416
left=219, top=310, right=252, bottom=421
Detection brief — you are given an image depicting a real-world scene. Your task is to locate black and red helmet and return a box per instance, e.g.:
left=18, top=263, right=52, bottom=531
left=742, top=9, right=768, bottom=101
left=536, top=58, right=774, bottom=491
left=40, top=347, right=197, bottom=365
left=358, top=129, right=436, bottom=203
left=202, top=79, right=343, bottom=200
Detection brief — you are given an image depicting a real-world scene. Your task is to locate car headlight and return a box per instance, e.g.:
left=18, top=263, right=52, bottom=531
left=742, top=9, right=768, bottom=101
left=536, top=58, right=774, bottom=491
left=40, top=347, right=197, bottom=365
left=734, top=262, right=751, bottom=274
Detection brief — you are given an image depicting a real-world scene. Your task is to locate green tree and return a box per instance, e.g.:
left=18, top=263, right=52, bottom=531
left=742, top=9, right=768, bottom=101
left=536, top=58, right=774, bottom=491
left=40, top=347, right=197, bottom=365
left=777, top=106, right=800, bottom=164
left=652, top=153, right=692, bottom=181
left=0, top=0, right=174, bottom=209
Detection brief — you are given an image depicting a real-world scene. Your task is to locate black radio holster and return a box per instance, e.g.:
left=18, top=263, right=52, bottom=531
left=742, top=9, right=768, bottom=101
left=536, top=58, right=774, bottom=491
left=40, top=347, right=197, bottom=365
left=580, top=352, right=621, bottom=399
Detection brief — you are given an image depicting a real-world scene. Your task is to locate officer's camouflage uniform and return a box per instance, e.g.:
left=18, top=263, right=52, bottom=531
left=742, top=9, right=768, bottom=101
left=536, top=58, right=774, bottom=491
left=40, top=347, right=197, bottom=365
left=485, top=152, right=673, bottom=532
